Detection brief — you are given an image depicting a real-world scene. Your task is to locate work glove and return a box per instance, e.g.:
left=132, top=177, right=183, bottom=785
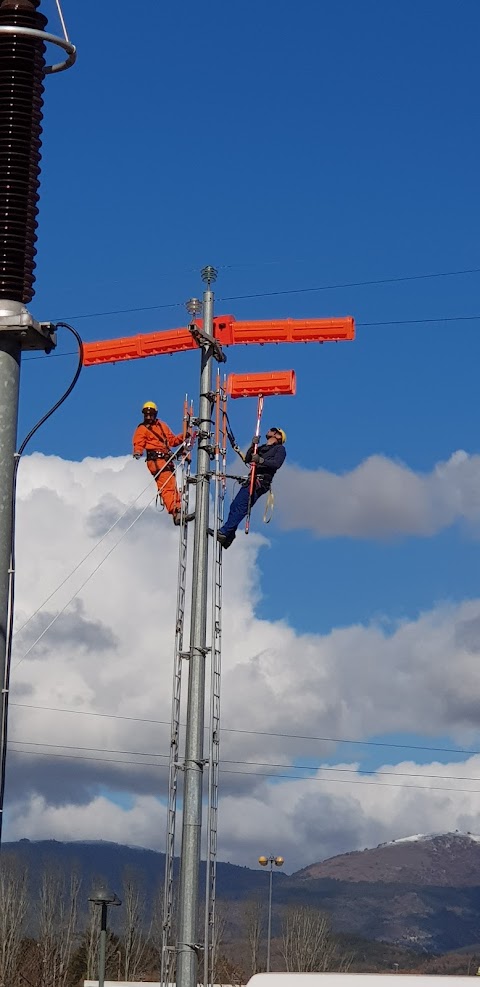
left=133, top=453, right=142, bottom=459
left=252, top=435, right=260, bottom=445
left=251, top=453, right=264, bottom=465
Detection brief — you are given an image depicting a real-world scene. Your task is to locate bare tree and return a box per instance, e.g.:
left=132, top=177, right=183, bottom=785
left=121, top=868, right=148, bottom=981
left=0, top=854, right=28, bottom=987
left=244, top=899, right=263, bottom=976
left=85, top=898, right=100, bottom=982
left=212, top=900, right=227, bottom=983
left=200, top=898, right=227, bottom=985
left=281, top=906, right=352, bottom=973
left=151, top=880, right=179, bottom=985
left=38, top=865, right=81, bottom=987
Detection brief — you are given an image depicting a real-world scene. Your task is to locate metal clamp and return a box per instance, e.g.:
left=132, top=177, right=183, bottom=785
left=0, top=314, right=56, bottom=352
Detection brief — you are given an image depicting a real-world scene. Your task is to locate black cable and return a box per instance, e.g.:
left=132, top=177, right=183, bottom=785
left=8, top=746, right=480, bottom=796
left=9, top=737, right=480, bottom=785
left=218, top=266, right=480, bottom=304
left=12, top=700, right=480, bottom=759
left=0, top=323, right=83, bottom=845
left=47, top=263, right=480, bottom=322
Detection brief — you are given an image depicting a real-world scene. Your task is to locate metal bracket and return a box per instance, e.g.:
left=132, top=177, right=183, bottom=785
left=199, top=444, right=215, bottom=459
left=0, top=315, right=56, bottom=353
left=188, top=322, right=226, bottom=364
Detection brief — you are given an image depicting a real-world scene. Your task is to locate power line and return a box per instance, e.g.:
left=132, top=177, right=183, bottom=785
left=10, top=702, right=480, bottom=759
left=9, top=747, right=165, bottom=768
left=10, top=738, right=480, bottom=785
left=219, top=767, right=480, bottom=796
left=36, top=264, right=480, bottom=324
left=359, top=314, right=480, bottom=327
left=12, top=490, right=157, bottom=669
left=14, top=471, right=157, bottom=640
left=12, top=450, right=186, bottom=667
left=23, top=312, right=480, bottom=367
left=221, top=758, right=480, bottom=784
left=10, top=738, right=169, bottom=758
left=11, top=701, right=167, bottom=724
left=220, top=267, right=480, bottom=304
left=9, top=746, right=480, bottom=795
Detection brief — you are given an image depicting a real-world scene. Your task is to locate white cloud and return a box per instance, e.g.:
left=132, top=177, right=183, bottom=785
left=5, top=452, right=480, bottom=872
left=275, top=450, right=480, bottom=538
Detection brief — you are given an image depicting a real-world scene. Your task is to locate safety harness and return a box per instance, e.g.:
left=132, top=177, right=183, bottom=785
left=143, top=420, right=171, bottom=459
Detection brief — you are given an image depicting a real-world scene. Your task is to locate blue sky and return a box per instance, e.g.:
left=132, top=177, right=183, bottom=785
left=8, top=0, right=480, bottom=862
left=26, top=0, right=480, bottom=631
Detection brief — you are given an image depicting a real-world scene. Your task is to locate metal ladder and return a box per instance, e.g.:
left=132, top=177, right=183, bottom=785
left=161, top=400, right=194, bottom=987
left=204, top=373, right=227, bottom=987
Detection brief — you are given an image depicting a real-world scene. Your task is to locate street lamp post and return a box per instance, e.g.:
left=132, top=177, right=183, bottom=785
left=258, top=854, right=284, bottom=972
left=88, top=887, right=121, bottom=987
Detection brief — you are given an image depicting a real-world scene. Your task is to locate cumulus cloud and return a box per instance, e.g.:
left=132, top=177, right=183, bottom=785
left=5, top=452, right=480, bottom=871
left=274, top=450, right=480, bottom=538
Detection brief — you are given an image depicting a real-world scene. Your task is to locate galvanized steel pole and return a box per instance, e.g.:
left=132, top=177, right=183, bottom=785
left=176, top=271, right=216, bottom=987
left=0, top=321, right=21, bottom=843
left=259, top=853, right=284, bottom=972
left=98, top=902, right=107, bottom=987
left=0, top=0, right=75, bottom=844
left=88, top=888, right=120, bottom=987
left=267, top=861, right=273, bottom=972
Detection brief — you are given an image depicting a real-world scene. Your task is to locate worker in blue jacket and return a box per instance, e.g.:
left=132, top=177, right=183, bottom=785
left=217, top=427, right=287, bottom=549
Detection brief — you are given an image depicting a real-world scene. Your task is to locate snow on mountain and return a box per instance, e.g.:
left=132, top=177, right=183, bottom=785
left=293, top=831, right=480, bottom=885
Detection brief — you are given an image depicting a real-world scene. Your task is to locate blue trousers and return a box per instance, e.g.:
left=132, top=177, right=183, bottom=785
left=220, top=483, right=266, bottom=536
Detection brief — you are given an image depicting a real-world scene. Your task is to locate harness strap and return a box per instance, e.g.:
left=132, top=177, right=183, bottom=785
left=146, top=449, right=170, bottom=461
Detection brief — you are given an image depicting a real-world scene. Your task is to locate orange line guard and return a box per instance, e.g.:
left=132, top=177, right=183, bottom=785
left=82, top=316, right=355, bottom=366
left=227, top=371, right=296, bottom=399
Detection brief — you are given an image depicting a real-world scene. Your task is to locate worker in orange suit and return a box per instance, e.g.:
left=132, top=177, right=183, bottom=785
left=133, top=401, right=184, bottom=524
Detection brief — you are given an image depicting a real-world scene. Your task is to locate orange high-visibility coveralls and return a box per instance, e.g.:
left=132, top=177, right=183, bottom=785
left=132, top=418, right=183, bottom=516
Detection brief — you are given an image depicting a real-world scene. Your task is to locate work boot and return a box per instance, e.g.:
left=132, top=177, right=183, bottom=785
left=217, top=531, right=236, bottom=549
left=172, top=510, right=182, bottom=526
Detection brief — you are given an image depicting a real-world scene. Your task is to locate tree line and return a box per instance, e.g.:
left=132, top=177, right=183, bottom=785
left=0, top=851, right=353, bottom=986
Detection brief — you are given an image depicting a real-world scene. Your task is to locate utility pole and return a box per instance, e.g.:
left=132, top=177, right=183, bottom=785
left=176, top=266, right=225, bottom=987
left=82, top=287, right=355, bottom=987
left=0, top=0, right=75, bottom=843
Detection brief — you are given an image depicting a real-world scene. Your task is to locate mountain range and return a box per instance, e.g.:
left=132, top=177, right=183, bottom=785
left=6, top=830, right=480, bottom=954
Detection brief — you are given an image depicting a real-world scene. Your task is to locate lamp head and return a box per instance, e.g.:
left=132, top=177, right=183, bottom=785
left=88, top=887, right=121, bottom=906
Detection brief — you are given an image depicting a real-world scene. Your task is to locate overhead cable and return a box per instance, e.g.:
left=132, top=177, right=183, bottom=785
left=10, top=701, right=480, bottom=759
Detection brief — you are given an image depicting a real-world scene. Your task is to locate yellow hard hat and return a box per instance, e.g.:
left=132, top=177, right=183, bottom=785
left=273, top=427, right=286, bottom=444
left=142, top=401, right=157, bottom=412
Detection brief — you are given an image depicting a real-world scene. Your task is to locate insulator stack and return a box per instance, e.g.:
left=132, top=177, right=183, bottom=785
left=0, top=0, right=47, bottom=303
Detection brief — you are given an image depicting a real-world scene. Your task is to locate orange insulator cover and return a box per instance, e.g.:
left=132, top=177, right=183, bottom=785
left=227, top=370, right=296, bottom=399
left=82, top=327, right=199, bottom=366
left=226, top=317, right=355, bottom=345
left=82, top=315, right=355, bottom=367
